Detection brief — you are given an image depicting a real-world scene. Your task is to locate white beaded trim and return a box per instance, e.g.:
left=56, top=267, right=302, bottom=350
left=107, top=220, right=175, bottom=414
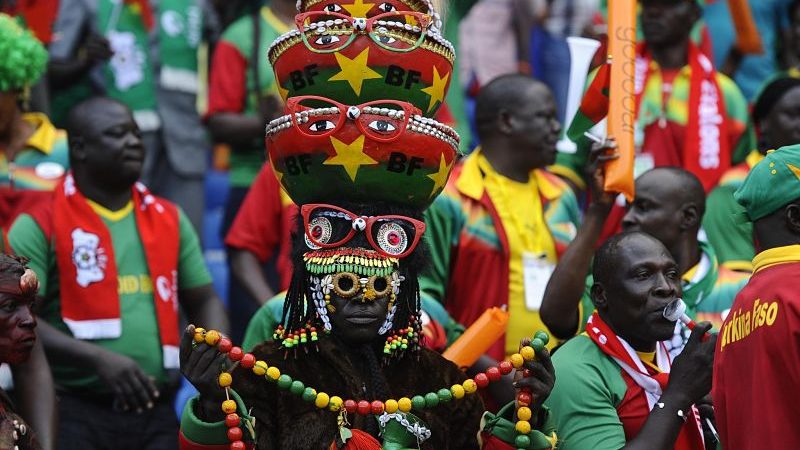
left=378, top=412, right=432, bottom=442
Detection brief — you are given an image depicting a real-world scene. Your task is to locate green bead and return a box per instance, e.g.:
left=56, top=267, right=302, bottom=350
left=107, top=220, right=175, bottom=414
left=424, top=392, right=439, bottom=408
left=534, top=330, right=550, bottom=345
left=290, top=380, right=305, bottom=395
left=411, top=395, right=426, bottom=410
left=531, top=338, right=545, bottom=352
left=515, top=434, right=531, bottom=448
left=437, top=388, right=452, bottom=402
left=301, top=387, right=316, bottom=402
left=277, top=374, right=292, bottom=390
left=384, top=348, right=391, bottom=354
left=300, top=338, right=307, bottom=343
left=284, top=341, right=293, bottom=348
left=400, top=344, right=408, bottom=349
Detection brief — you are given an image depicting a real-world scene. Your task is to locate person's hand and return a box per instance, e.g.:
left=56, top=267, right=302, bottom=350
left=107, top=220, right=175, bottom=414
left=585, top=137, right=619, bottom=210
left=665, top=322, right=716, bottom=406
left=92, top=348, right=159, bottom=413
left=81, top=33, right=114, bottom=65
left=696, top=394, right=719, bottom=446
left=179, top=325, right=229, bottom=420
left=513, top=338, right=555, bottom=423
left=258, top=94, right=284, bottom=123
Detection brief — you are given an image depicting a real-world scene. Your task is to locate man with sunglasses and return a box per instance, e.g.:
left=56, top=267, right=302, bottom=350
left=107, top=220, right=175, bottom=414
left=420, top=74, right=580, bottom=370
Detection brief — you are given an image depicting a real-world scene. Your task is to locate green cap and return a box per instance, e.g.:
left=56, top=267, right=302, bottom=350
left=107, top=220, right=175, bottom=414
left=735, top=144, right=800, bottom=221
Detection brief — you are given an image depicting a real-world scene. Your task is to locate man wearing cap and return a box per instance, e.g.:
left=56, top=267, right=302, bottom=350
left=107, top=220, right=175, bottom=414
left=703, top=73, right=800, bottom=272
left=712, top=143, right=800, bottom=450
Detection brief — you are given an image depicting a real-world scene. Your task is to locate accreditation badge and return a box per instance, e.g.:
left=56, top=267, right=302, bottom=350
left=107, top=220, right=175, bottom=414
left=523, top=253, right=555, bottom=312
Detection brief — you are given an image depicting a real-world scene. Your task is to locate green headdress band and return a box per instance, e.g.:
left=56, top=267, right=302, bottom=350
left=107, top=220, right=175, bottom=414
left=0, top=13, right=48, bottom=92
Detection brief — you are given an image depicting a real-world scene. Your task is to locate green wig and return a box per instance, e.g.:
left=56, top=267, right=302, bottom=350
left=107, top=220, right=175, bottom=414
left=0, top=13, right=48, bottom=92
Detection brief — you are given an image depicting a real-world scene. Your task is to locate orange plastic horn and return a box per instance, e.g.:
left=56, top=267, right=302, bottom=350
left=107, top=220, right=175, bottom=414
left=729, top=0, right=764, bottom=55
left=442, top=307, right=509, bottom=369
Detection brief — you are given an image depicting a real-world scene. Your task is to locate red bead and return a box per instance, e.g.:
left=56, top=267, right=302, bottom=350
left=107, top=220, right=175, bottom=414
left=474, top=373, right=489, bottom=388
left=227, top=427, right=243, bottom=442
left=230, top=441, right=246, bottom=450
left=240, top=353, right=256, bottom=369
left=229, top=347, right=244, bottom=361
left=218, top=338, right=233, bottom=353
left=370, top=400, right=384, bottom=415
left=486, top=367, right=501, bottom=382
left=344, top=399, right=358, bottom=414
left=357, top=400, right=371, bottom=416
left=224, top=413, right=240, bottom=428
left=498, top=361, right=513, bottom=375
left=517, top=391, right=532, bottom=407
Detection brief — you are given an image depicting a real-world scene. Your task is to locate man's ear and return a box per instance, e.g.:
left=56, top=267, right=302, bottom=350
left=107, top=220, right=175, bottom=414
left=68, top=135, right=87, bottom=162
left=590, top=283, right=608, bottom=311
left=680, top=203, right=700, bottom=231
left=785, top=202, right=800, bottom=234
left=496, top=109, right=514, bottom=135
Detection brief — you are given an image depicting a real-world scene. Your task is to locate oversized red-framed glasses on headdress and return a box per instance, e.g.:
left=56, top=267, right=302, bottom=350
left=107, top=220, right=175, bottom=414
left=301, top=203, right=426, bottom=258
left=295, top=10, right=433, bottom=53
left=285, top=95, right=420, bottom=142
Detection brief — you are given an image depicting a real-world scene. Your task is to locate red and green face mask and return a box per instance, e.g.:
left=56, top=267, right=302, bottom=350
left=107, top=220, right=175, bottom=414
left=266, top=95, right=459, bottom=209
left=269, top=10, right=453, bottom=117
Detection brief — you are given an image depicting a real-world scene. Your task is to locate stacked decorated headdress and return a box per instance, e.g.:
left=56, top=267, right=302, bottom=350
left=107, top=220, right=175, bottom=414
left=264, top=0, right=459, bottom=361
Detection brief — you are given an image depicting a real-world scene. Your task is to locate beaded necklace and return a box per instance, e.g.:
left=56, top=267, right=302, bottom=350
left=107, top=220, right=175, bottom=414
left=192, top=327, right=550, bottom=450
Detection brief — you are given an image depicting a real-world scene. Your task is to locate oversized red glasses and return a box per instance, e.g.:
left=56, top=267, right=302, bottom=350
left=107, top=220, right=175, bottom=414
left=285, top=95, right=417, bottom=142
left=301, top=203, right=426, bottom=258
left=295, top=10, right=432, bottom=53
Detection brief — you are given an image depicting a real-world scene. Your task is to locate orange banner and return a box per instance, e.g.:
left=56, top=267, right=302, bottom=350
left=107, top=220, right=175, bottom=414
left=605, top=0, right=636, bottom=201
left=729, top=0, right=763, bottom=54
left=442, top=307, right=509, bottom=369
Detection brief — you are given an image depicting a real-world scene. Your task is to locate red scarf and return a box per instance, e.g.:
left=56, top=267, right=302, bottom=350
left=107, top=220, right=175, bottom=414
left=587, top=312, right=705, bottom=450
left=52, top=174, right=180, bottom=368
left=635, top=42, right=730, bottom=192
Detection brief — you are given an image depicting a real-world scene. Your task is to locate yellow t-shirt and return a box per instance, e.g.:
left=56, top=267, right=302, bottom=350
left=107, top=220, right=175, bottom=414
left=478, top=155, right=557, bottom=355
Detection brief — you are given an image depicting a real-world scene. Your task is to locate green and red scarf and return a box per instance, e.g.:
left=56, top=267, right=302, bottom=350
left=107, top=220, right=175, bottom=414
left=635, top=42, right=731, bottom=191
left=51, top=174, right=180, bottom=368
left=587, top=312, right=705, bottom=450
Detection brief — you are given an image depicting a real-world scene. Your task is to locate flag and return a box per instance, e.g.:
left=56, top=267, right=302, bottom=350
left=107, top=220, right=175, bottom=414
left=566, top=62, right=610, bottom=143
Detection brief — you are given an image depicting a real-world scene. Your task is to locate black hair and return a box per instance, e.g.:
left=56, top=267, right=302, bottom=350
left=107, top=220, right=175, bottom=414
left=640, top=167, right=706, bottom=218
left=64, top=96, right=132, bottom=165
left=474, top=74, right=545, bottom=141
left=592, top=231, right=662, bottom=287
left=753, top=77, right=800, bottom=125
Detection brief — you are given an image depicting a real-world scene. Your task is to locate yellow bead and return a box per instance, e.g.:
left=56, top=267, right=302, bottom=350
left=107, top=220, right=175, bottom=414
left=463, top=379, right=477, bottom=394
left=450, top=384, right=465, bottom=399
left=385, top=399, right=399, bottom=413
left=266, top=366, right=281, bottom=380
left=398, top=397, right=412, bottom=413
left=510, top=353, right=524, bottom=368
left=218, top=372, right=232, bottom=387
left=252, top=360, right=268, bottom=376
left=520, top=346, right=535, bottom=361
left=328, top=396, right=343, bottom=412
left=517, top=406, right=532, bottom=421
left=315, top=392, right=330, bottom=409
left=204, top=330, right=220, bottom=346
left=193, top=328, right=206, bottom=343
left=515, top=420, right=531, bottom=434
left=221, top=399, right=237, bottom=414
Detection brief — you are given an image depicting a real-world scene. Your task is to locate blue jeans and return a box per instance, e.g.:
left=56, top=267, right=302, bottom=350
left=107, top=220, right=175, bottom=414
left=532, top=30, right=571, bottom=125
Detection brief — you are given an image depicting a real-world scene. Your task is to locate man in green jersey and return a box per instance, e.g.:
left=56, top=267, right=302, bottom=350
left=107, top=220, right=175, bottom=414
left=8, top=98, right=228, bottom=450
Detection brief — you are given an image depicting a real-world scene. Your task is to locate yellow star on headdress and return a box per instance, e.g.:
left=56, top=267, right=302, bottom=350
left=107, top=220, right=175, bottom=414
left=328, top=48, right=382, bottom=96
left=268, top=155, right=284, bottom=183
left=324, top=135, right=378, bottom=181
left=342, top=0, right=373, bottom=17
left=427, top=154, right=452, bottom=197
left=420, top=66, right=450, bottom=113
left=788, top=163, right=800, bottom=181
left=277, top=83, right=289, bottom=102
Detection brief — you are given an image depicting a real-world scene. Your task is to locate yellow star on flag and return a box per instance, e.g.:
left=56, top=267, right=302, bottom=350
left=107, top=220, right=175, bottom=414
left=328, top=48, right=382, bottom=96
left=420, top=66, right=450, bottom=113
left=427, top=154, right=452, bottom=197
left=342, top=0, right=373, bottom=17
left=788, top=163, right=800, bottom=181
left=324, top=135, right=378, bottom=181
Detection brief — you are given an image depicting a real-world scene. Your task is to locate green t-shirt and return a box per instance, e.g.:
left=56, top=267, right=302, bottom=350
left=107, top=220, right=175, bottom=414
left=544, top=334, right=629, bottom=450
left=8, top=202, right=211, bottom=393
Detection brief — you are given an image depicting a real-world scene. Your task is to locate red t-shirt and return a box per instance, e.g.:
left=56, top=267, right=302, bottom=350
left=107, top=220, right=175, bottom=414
left=224, top=164, right=296, bottom=290
left=712, top=250, right=800, bottom=450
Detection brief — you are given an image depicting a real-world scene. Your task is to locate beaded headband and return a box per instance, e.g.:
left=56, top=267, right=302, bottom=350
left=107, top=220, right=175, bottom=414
left=268, top=26, right=454, bottom=116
